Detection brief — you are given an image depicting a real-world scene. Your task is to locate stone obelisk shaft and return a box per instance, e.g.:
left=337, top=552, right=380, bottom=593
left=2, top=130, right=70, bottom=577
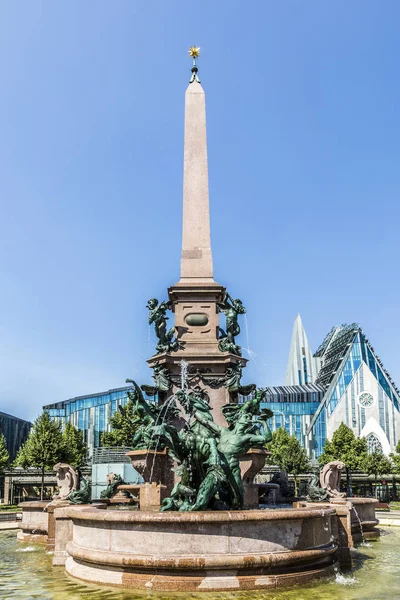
left=150, top=64, right=247, bottom=427
left=180, top=80, right=214, bottom=282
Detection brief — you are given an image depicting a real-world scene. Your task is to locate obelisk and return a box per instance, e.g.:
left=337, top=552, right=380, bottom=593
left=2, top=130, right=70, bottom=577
left=148, top=48, right=246, bottom=424
left=180, top=49, right=213, bottom=282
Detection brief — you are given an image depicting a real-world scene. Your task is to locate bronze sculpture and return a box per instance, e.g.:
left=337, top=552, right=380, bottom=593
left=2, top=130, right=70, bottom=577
left=217, top=293, right=246, bottom=356
left=147, top=298, right=183, bottom=353
left=69, top=475, right=91, bottom=504
left=307, top=468, right=328, bottom=502
left=143, top=384, right=273, bottom=511
left=126, top=379, right=179, bottom=450
left=100, top=473, right=124, bottom=499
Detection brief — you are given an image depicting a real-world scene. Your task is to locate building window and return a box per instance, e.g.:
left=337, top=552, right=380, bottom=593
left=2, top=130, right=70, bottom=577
left=366, top=433, right=383, bottom=454
left=303, top=357, right=308, bottom=384
left=358, top=392, right=375, bottom=408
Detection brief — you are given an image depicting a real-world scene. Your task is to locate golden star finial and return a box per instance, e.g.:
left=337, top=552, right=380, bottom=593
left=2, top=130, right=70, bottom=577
left=188, top=46, right=200, bottom=59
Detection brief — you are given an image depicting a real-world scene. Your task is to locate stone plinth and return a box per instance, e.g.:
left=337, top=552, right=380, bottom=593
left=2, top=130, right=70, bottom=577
left=17, top=501, right=49, bottom=544
left=46, top=500, right=76, bottom=552
left=167, top=282, right=225, bottom=355
left=109, top=485, right=138, bottom=506
left=239, top=448, right=268, bottom=508
left=126, top=449, right=174, bottom=510
left=64, top=506, right=338, bottom=592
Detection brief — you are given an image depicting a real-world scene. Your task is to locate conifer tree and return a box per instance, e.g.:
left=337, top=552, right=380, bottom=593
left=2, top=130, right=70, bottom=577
left=0, top=433, right=9, bottom=473
left=61, top=423, right=87, bottom=468
left=14, top=411, right=63, bottom=500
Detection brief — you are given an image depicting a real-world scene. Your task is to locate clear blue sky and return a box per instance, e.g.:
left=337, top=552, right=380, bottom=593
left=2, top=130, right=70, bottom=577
left=1, top=2, right=399, bottom=422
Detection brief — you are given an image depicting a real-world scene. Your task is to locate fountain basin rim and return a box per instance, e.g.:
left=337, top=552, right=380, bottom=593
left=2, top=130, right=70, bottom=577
left=18, top=501, right=49, bottom=509
left=65, top=506, right=337, bottom=523
left=348, top=497, right=379, bottom=505
left=126, top=448, right=168, bottom=457
left=330, top=497, right=379, bottom=505
left=352, top=519, right=379, bottom=528
left=66, top=540, right=338, bottom=570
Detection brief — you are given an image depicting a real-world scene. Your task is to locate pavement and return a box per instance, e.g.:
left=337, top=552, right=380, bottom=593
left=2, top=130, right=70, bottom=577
left=0, top=522, right=19, bottom=530
left=376, top=510, right=400, bottom=526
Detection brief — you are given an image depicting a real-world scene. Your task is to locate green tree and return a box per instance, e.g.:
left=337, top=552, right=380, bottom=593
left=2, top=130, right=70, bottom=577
left=318, top=423, right=368, bottom=496
left=362, top=451, right=393, bottom=498
left=0, top=433, right=9, bottom=473
left=61, top=423, right=87, bottom=468
left=101, top=398, right=138, bottom=447
left=14, top=411, right=64, bottom=500
left=390, top=440, right=400, bottom=474
left=266, top=428, right=310, bottom=496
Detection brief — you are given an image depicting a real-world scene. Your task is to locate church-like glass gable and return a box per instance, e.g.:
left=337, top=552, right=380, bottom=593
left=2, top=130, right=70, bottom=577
left=325, top=333, right=363, bottom=417
left=360, top=333, right=400, bottom=412
left=318, top=328, right=400, bottom=420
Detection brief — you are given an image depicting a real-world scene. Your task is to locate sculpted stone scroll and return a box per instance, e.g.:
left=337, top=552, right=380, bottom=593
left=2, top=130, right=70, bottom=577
left=52, top=462, right=91, bottom=505
left=53, top=463, right=78, bottom=501
left=320, top=460, right=346, bottom=498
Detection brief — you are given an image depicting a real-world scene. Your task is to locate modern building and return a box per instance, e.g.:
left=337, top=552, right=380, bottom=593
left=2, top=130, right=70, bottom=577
left=285, top=315, right=321, bottom=385
left=282, top=317, right=400, bottom=458
left=44, top=319, right=400, bottom=461
left=44, top=386, right=132, bottom=454
left=0, top=411, right=31, bottom=462
left=259, top=383, right=325, bottom=452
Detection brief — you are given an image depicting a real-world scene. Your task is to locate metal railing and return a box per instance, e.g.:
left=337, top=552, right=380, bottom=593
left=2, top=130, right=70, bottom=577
left=92, top=447, right=133, bottom=464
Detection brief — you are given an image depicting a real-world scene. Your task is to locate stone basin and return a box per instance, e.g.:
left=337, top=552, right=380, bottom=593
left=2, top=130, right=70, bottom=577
left=17, top=501, right=49, bottom=544
left=125, top=448, right=175, bottom=510
left=64, top=505, right=338, bottom=592
left=294, top=497, right=380, bottom=546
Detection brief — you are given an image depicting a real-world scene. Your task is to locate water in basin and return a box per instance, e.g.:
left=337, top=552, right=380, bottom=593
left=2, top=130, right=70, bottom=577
left=1, top=529, right=400, bottom=599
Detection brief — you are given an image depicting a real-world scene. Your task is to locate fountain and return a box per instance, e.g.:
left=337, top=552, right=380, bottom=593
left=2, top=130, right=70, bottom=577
left=16, top=48, right=380, bottom=593
left=295, top=460, right=380, bottom=561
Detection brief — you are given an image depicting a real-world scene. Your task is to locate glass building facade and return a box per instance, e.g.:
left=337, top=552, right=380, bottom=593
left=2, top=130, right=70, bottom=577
left=309, top=325, right=400, bottom=457
left=259, top=384, right=325, bottom=453
left=0, top=411, right=31, bottom=461
left=45, top=387, right=132, bottom=453
left=45, top=383, right=325, bottom=457
left=44, top=324, right=400, bottom=460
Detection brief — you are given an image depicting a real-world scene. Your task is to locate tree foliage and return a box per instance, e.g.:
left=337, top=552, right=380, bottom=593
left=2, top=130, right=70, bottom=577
left=318, top=423, right=369, bottom=496
left=391, top=441, right=400, bottom=473
left=14, top=411, right=63, bottom=470
left=267, top=428, right=310, bottom=478
left=61, top=423, right=87, bottom=467
left=0, top=433, right=9, bottom=473
left=362, top=451, right=393, bottom=482
left=318, top=423, right=368, bottom=472
left=101, top=398, right=138, bottom=447
left=14, top=411, right=64, bottom=500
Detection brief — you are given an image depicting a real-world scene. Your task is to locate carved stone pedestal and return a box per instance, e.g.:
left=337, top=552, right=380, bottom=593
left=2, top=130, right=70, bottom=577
left=46, top=500, right=71, bottom=551
left=147, top=282, right=248, bottom=426
left=239, top=448, right=268, bottom=508
left=126, top=449, right=175, bottom=510
left=109, top=488, right=136, bottom=505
